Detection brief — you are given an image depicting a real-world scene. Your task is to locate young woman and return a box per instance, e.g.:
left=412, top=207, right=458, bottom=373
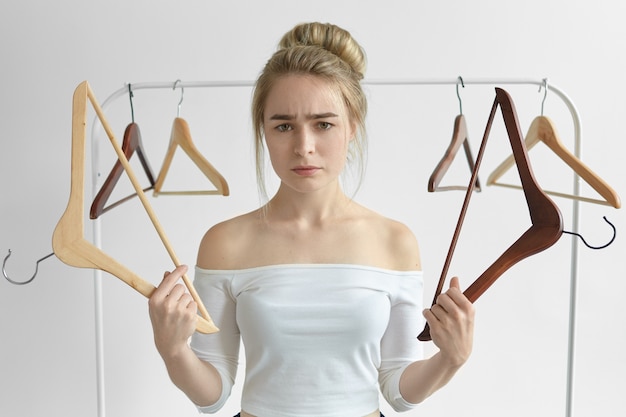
left=148, top=22, right=475, bottom=417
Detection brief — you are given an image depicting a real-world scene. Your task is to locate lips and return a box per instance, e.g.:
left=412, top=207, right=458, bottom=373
left=292, top=165, right=320, bottom=176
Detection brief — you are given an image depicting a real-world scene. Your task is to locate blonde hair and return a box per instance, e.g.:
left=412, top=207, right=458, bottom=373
left=252, top=22, right=368, bottom=201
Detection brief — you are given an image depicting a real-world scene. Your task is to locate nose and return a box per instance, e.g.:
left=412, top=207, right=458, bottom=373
left=293, top=128, right=315, bottom=156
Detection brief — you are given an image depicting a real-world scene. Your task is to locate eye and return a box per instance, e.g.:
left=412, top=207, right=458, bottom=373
left=276, top=124, right=292, bottom=132
left=317, top=121, right=333, bottom=130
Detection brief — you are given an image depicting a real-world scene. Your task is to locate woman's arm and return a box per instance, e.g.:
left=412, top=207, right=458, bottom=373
left=399, top=276, right=475, bottom=404
left=148, top=265, right=223, bottom=407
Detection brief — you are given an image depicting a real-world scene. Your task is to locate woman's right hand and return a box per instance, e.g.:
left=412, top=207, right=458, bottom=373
left=148, top=265, right=198, bottom=359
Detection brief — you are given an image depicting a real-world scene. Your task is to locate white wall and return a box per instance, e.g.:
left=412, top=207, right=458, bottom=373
left=1, top=1, right=624, bottom=416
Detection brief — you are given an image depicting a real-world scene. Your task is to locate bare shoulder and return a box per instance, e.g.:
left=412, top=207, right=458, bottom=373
left=380, top=215, right=421, bottom=271
left=357, top=205, right=421, bottom=271
left=196, top=209, right=261, bottom=270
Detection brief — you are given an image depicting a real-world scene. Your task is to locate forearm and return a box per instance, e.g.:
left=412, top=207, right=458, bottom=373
left=160, top=344, right=223, bottom=407
left=398, top=351, right=464, bottom=404
left=399, top=276, right=475, bottom=404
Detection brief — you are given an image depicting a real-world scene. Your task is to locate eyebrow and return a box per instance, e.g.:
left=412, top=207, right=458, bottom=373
left=268, top=112, right=339, bottom=121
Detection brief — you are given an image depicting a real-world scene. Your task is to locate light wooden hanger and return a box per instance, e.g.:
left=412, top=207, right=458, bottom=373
left=153, top=82, right=229, bottom=197
left=428, top=77, right=481, bottom=192
left=486, top=84, right=620, bottom=208
left=419, top=88, right=563, bottom=341
left=90, top=122, right=156, bottom=219
left=52, top=81, right=218, bottom=334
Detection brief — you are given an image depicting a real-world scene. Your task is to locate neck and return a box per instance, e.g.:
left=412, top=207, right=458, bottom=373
left=265, top=183, right=353, bottom=225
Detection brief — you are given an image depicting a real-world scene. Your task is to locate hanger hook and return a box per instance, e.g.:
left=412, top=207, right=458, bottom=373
left=3, top=249, right=54, bottom=285
left=563, top=216, right=617, bottom=250
left=173, top=79, right=184, bottom=117
left=128, top=83, right=135, bottom=123
left=456, top=76, right=465, bottom=115
left=539, top=78, right=548, bottom=115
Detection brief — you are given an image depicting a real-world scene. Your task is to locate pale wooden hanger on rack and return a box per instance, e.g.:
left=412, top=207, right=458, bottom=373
left=90, top=122, right=156, bottom=219
left=428, top=77, right=481, bottom=192
left=486, top=115, right=621, bottom=208
left=153, top=81, right=229, bottom=197
left=419, top=88, right=563, bottom=341
left=52, top=80, right=218, bottom=334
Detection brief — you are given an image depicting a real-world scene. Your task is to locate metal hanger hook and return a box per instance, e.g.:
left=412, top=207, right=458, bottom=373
left=173, top=79, right=184, bottom=117
left=563, top=216, right=617, bottom=250
left=3, top=249, right=54, bottom=285
left=128, top=83, right=135, bottom=123
left=539, top=78, right=548, bottom=115
left=456, top=76, right=465, bottom=115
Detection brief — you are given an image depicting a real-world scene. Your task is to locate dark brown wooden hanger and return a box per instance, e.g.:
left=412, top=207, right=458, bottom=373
left=428, top=114, right=481, bottom=192
left=89, top=122, right=156, bottom=219
left=418, top=88, right=563, bottom=341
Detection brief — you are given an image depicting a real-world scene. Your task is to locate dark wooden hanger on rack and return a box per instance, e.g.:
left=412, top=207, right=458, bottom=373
left=52, top=81, right=218, bottom=334
left=89, top=122, right=156, bottom=219
left=418, top=87, right=563, bottom=342
left=487, top=114, right=621, bottom=208
left=428, top=113, right=482, bottom=192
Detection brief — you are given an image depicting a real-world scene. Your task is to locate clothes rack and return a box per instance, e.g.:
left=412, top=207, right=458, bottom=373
left=90, top=78, right=585, bottom=417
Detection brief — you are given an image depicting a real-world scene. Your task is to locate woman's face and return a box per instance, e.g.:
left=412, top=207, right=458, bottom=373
left=263, top=74, right=355, bottom=195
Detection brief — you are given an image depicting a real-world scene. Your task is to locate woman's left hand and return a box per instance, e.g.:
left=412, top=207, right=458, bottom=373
left=423, top=276, right=475, bottom=367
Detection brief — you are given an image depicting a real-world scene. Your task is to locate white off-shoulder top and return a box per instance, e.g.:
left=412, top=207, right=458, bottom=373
left=190, top=264, right=424, bottom=417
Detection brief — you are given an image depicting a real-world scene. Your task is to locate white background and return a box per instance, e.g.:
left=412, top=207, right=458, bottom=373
left=1, top=1, right=624, bottom=416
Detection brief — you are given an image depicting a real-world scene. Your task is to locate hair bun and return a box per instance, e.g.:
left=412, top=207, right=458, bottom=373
left=278, top=22, right=366, bottom=78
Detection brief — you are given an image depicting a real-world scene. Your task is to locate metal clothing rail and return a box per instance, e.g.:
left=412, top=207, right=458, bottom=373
left=90, top=78, right=583, bottom=417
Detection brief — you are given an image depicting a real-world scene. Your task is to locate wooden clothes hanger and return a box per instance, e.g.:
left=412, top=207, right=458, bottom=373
left=153, top=117, right=229, bottom=196
left=89, top=122, right=156, bottom=219
left=487, top=114, right=621, bottom=208
left=418, top=88, right=563, bottom=341
left=52, top=81, right=218, bottom=334
left=152, top=85, right=229, bottom=197
left=428, top=113, right=482, bottom=192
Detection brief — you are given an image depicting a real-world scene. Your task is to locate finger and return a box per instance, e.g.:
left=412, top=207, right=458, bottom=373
left=440, top=277, right=472, bottom=309
left=150, top=265, right=189, bottom=303
left=423, top=308, right=438, bottom=324
left=435, top=293, right=455, bottom=313
left=436, top=290, right=472, bottom=323
left=423, top=308, right=446, bottom=341
left=165, top=264, right=188, bottom=284
left=447, top=282, right=474, bottom=311
left=181, top=294, right=197, bottom=311
left=167, top=283, right=188, bottom=301
left=444, top=277, right=463, bottom=299
left=165, top=288, right=193, bottom=312
left=427, top=303, right=447, bottom=323
left=159, top=265, right=189, bottom=291
left=449, top=276, right=460, bottom=290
